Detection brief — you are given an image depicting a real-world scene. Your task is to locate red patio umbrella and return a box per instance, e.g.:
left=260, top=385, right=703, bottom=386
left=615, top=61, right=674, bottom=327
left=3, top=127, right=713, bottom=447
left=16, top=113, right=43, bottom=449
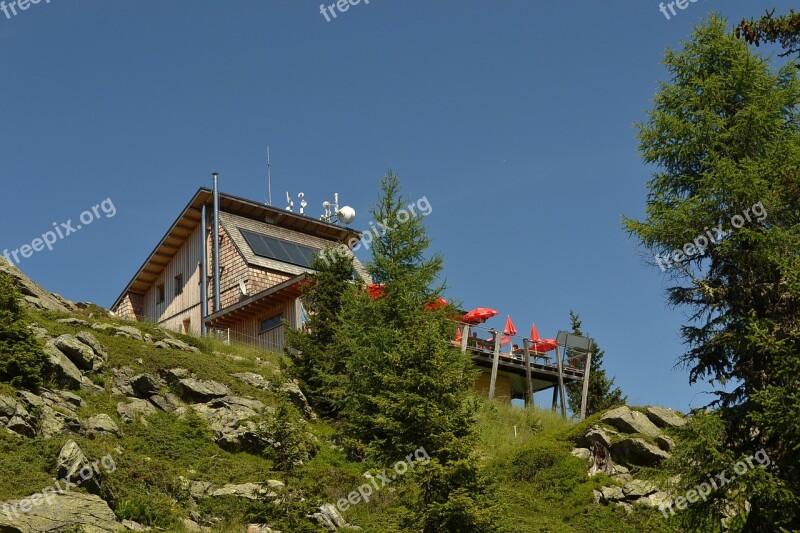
left=462, top=307, right=498, bottom=324
left=425, top=296, right=448, bottom=311
left=529, top=322, right=559, bottom=353
left=504, top=315, right=518, bottom=354
left=504, top=315, right=518, bottom=336
left=367, top=283, right=386, bottom=299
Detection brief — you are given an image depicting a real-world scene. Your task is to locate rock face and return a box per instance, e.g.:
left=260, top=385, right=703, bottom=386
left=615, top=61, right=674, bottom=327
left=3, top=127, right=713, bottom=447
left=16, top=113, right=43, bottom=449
left=611, top=438, right=671, bottom=468
left=56, top=440, right=102, bottom=494
left=574, top=405, right=687, bottom=511
left=0, top=260, right=73, bottom=312
left=54, top=334, right=97, bottom=371
left=44, top=341, right=83, bottom=390
left=0, top=491, right=124, bottom=532
left=601, top=406, right=662, bottom=438
left=645, top=406, right=687, bottom=428
left=177, top=378, right=231, bottom=402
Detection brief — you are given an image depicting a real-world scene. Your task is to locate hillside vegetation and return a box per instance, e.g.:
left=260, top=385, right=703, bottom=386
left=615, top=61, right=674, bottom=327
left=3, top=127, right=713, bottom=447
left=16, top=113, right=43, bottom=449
left=0, top=264, right=672, bottom=532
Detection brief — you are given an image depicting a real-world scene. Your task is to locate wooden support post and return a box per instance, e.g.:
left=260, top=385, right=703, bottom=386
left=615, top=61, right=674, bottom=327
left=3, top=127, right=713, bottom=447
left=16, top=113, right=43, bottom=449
left=488, top=330, right=502, bottom=401
left=579, top=351, right=593, bottom=421
left=460, top=324, right=469, bottom=353
left=523, top=338, right=534, bottom=407
left=551, top=385, right=559, bottom=411
left=555, top=345, right=567, bottom=418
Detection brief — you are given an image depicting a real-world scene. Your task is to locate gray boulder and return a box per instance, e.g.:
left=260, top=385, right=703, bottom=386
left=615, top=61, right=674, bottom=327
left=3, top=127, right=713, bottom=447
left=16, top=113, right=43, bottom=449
left=656, top=434, right=675, bottom=452
left=54, top=334, right=96, bottom=371
left=177, top=378, right=231, bottom=402
left=161, top=367, right=191, bottom=385
left=579, top=425, right=616, bottom=448
left=56, top=440, right=101, bottom=494
left=57, top=317, right=90, bottom=327
left=44, top=341, right=83, bottom=390
left=84, top=414, right=121, bottom=438
left=130, top=373, right=161, bottom=397
left=601, top=406, right=662, bottom=437
left=210, top=483, right=266, bottom=501
left=0, top=491, right=124, bottom=532
left=279, top=381, right=314, bottom=418
left=599, top=485, right=625, bottom=502
left=233, top=372, right=272, bottom=391
left=645, top=406, right=687, bottom=428
left=0, top=261, right=72, bottom=312
left=76, top=331, right=108, bottom=364
left=610, top=437, right=671, bottom=467
left=623, top=479, right=657, bottom=499
left=113, top=325, right=144, bottom=342
left=117, top=399, right=157, bottom=424
left=38, top=405, right=81, bottom=438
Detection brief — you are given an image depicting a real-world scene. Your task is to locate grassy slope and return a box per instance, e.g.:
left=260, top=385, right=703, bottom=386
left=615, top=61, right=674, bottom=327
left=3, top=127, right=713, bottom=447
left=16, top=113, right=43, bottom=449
left=0, top=308, right=671, bottom=532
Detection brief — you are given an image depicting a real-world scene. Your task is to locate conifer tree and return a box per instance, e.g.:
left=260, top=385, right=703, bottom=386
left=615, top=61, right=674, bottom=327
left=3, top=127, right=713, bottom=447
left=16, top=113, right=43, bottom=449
left=0, top=272, right=45, bottom=391
left=564, top=311, right=625, bottom=417
left=336, top=172, right=497, bottom=532
left=625, top=16, right=800, bottom=530
left=285, top=248, right=356, bottom=418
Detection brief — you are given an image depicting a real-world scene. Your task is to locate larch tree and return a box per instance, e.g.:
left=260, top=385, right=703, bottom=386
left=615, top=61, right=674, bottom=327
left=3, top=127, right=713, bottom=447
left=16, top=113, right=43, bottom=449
left=624, top=15, right=800, bottom=531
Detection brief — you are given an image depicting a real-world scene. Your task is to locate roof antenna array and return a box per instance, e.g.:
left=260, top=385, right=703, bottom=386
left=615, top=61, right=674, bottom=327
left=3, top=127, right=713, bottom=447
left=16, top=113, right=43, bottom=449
left=321, top=193, right=356, bottom=225
left=285, top=192, right=294, bottom=212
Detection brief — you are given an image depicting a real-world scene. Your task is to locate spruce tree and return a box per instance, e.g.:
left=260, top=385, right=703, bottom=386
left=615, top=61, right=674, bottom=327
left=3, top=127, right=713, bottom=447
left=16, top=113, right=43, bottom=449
left=564, top=311, right=625, bottom=417
left=0, top=272, right=45, bottom=391
left=285, top=247, right=356, bottom=418
left=336, top=172, right=497, bottom=532
left=624, top=16, right=800, bottom=530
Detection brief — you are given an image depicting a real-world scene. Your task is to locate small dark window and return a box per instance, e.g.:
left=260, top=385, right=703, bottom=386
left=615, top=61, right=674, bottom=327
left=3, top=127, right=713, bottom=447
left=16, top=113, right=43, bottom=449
left=260, top=313, right=284, bottom=333
left=156, top=284, right=165, bottom=304
left=174, top=274, right=184, bottom=296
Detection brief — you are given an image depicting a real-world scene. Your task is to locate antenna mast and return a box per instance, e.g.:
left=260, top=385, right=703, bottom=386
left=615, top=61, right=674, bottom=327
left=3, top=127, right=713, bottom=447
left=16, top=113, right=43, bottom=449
left=267, top=146, right=273, bottom=206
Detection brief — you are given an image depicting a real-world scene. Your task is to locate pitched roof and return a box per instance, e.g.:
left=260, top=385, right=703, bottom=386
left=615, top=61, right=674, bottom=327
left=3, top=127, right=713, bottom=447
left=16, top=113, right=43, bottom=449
left=111, top=187, right=362, bottom=310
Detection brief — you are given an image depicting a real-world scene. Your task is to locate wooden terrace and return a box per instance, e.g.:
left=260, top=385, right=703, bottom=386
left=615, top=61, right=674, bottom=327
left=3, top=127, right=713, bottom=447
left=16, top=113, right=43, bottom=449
left=454, top=324, right=594, bottom=420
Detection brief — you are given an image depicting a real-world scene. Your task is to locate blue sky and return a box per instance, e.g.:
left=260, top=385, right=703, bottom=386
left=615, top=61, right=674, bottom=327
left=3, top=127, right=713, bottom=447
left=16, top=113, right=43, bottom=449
left=0, top=0, right=793, bottom=412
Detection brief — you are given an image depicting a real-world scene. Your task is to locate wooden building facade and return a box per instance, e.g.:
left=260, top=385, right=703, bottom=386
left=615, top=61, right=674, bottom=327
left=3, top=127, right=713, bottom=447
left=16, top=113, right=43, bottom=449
left=112, top=187, right=367, bottom=352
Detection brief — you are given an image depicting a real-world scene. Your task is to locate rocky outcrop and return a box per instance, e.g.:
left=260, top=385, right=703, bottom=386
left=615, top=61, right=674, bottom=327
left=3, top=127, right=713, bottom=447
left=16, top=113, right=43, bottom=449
left=601, top=406, right=662, bottom=438
left=0, top=491, right=124, bottom=532
left=0, top=261, right=73, bottom=313
left=44, top=341, right=83, bottom=390
left=56, top=440, right=102, bottom=495
left=611, top=438, right=671, bottom=468
left=575, top=405, right=688, bottom=512
left=645, top=406, right=687, bottom=428
left=176, top=378, right=231, bottom=402
left=54, top=334, right=97, bottom=371
left=84, top=414, right=121, bottom=438
left=233, top=372, right=273, bottom=391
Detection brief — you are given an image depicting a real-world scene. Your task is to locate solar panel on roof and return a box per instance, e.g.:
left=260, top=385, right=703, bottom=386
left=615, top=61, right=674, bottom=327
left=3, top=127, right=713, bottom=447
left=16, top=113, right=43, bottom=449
left=240, top=229, right=322, bottom=269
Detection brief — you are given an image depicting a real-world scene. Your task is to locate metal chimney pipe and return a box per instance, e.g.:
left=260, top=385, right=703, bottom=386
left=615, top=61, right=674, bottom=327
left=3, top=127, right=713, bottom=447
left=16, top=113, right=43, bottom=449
left=212, top=172, right=221, bottom=313
left=200, top=203, right=209, bottom=335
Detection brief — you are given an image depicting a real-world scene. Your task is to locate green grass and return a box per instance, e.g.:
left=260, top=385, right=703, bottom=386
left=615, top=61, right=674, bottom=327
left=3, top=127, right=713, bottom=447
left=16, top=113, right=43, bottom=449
left=0, top=309, right=678, bottom=531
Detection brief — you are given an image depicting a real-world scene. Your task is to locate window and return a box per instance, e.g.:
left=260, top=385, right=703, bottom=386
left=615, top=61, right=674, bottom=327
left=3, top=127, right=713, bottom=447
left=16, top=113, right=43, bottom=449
left=174, top=274, right=184, bottom=296
left=182, top=319, right=191, bottom=335
left=260, top=313, right=284, bottom=333
left=156, top=284, right=165, bottom=304
left=240, top=229, right=321, bottom=269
